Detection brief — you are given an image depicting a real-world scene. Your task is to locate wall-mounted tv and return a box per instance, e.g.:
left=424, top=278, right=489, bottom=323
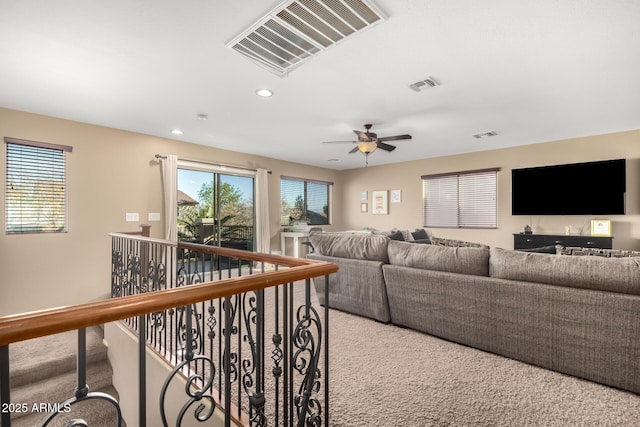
left=511, top=159, right=626, bottom=215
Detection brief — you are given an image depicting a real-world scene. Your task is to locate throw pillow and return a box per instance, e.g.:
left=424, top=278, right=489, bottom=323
left=388, top=231, right=405, bottom=241
left=411, top=229, right=428, bottom=240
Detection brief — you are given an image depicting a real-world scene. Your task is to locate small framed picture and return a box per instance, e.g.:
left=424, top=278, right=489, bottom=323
left=591, top=220, right=611, bottom=236
left=390, top=189, right=401, bottom=203
left=360, top=202, right=368, bottom=213
left=360, top=191, right=368, bottom=201
left=372, top=190, right=388, bottom=215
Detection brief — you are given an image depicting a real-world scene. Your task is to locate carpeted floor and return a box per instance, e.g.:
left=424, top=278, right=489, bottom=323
left=8, top=327, right=124, bottom=427
left=322, top=291, right=640, bottom=426
left=10, top=281, right=638, bottom=426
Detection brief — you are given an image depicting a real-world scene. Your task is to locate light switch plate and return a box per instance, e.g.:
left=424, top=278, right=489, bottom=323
left=148, top=212, right=161, bottom=221
left=125, top=212, right=139, bottom=222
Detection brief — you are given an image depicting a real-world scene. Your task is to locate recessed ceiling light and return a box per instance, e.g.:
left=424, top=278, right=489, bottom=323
left=256, top=89, right=273, bottom=97
left=196, top=113, right=208, bottom=120
left=171, top=129, right=183, bottom=135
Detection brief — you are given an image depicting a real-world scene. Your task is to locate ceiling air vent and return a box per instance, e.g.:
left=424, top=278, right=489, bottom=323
left=226, top=0, right=386, bottom=76
left=409, top=77, right=440, bottom=92
left=472, top=131, right=498, bottom=139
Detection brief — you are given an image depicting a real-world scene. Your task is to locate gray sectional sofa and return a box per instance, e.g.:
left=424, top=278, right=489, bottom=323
left=307, top=232, right=640, bottom=395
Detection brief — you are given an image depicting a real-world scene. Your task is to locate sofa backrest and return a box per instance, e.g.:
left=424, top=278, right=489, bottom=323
left=490, top=247, right=640, bottom=295
left=308, top=232, right=390, bottom=263
left=387, top=240, right=490, bottom=277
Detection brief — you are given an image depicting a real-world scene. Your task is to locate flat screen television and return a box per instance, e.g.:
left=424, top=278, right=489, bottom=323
left=511, top=159, right=626, bottom=215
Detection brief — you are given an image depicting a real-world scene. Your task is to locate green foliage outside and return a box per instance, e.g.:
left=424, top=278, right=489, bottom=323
left=280, top=194, right=328, bottom=226
left=178, top=181, right=253, bottom=242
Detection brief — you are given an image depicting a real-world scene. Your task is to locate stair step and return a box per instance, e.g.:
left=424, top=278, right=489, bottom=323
left=11, top=385, right=125, bottom=427
left=9, top=326, right=107, bottom=387
left=10, top=359, right=114, bottom=422
left=7, top=326, right=126, bottom=426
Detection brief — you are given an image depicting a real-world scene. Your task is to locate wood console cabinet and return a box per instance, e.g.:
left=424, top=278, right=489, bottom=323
left=513, top=233, right=613, bottom=250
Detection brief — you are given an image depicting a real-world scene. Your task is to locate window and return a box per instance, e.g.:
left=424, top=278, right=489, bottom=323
left=5, top=137, right=72, bottom=234
left=422, top=168, right=498, bottom=228
left=280, top=176, right=332, bottom=225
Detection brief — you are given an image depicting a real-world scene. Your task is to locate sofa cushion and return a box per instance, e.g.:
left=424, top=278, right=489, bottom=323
left=387, top=240, right=490, bottom=277
left=308, top=232, right=390, bottom=262
left=490, top=247, right=640, bottom=295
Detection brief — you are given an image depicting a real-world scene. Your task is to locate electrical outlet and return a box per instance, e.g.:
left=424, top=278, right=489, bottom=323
left=125, top=213, right=139, bottom=222
left=148, top=212, right=161, bottom=221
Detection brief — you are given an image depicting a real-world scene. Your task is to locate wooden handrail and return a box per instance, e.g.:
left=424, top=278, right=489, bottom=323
left=110, top=233, right=313, bottom=268
left=0, top=257, right=337, bottom=347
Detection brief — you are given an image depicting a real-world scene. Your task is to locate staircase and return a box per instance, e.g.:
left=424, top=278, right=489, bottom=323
left=8, top=326, right=124, bottom=426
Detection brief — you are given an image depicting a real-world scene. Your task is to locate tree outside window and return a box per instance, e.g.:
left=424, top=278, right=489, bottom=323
left=280, top=177, right=331, bottom=226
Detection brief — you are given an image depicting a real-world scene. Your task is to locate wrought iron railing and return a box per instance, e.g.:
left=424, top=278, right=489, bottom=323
left=0, top=233, right=337, bottom=427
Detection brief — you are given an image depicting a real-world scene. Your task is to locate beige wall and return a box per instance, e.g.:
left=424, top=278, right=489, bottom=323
left=339, top=130, right=640, bottom=251
left=0, top=108, right=342, bottom=316
left=2, top=106, right=639, bottom=317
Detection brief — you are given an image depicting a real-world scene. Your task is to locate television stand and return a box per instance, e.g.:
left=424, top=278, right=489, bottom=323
left=513, top=233, right=613, bottom=250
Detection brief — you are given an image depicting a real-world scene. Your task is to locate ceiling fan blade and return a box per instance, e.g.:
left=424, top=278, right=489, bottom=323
left=354, top=130, right=370, bottom=141
left=348, top=146, right=360, bottom=154
left=377, top=134, right=412, bottom=142
left=376, top=142, right=396, bottom=152
left=322, top=140, right=357, bottom=144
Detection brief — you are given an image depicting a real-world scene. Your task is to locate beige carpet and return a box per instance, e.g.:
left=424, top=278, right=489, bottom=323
left=8, top=327, right=123, bottom=426
left=322, top=294, right=640, bottom=426
left=10, top=282, right=638, bottom=426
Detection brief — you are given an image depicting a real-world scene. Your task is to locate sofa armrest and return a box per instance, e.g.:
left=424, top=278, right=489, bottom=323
left=307, top=253, right=391, bottom=322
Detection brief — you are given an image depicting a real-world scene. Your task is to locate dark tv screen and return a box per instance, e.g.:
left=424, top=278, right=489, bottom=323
left=511, top=159, right=626, bottom=215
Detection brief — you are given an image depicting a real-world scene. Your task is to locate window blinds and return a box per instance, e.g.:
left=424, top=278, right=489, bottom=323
left=422, top=169, right=498, bottom=228
left=5, top=138, right=71, bottom=233
left=280, top=176, right=331, bottom=225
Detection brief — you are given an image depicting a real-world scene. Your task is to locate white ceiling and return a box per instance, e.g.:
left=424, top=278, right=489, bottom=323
left=1, top=0, right=639, bottom=170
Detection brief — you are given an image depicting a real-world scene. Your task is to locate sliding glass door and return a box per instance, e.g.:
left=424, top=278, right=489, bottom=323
left=177, top=167, right=255, bottom=252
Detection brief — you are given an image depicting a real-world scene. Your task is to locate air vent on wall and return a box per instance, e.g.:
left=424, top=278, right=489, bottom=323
left=226, top=0, right=386, bottom=77
left=409, top=77, right=440, bottom=92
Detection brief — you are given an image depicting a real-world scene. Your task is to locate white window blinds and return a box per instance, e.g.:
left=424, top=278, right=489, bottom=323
left=280, top=176, right=331, bottom=225
left=422, top=168, right=498, bottom=229
left=5, top=137, right=72, bottom=234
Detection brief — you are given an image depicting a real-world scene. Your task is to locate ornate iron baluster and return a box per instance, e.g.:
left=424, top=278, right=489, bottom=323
left=242, top=291, right=266, bottom=426
left=271, top=284, right=284, bottom=426
left=292, top=281, right=323, bottom=427
left=160, top=305, right=217, bottom=426
left=111, top=245, right=124, bottom=298
left=221, top=292, right=240, bottom=427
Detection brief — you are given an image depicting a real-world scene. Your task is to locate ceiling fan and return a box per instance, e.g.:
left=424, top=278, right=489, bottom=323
left=323, top=124, right=412, bottom=165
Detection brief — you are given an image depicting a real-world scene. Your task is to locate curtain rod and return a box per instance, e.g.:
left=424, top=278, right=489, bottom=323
left=154, top=154, right=272, bottom=174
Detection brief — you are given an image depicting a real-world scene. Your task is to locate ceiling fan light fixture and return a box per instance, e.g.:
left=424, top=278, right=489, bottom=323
left=357, top=141, right=377, bottom=154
